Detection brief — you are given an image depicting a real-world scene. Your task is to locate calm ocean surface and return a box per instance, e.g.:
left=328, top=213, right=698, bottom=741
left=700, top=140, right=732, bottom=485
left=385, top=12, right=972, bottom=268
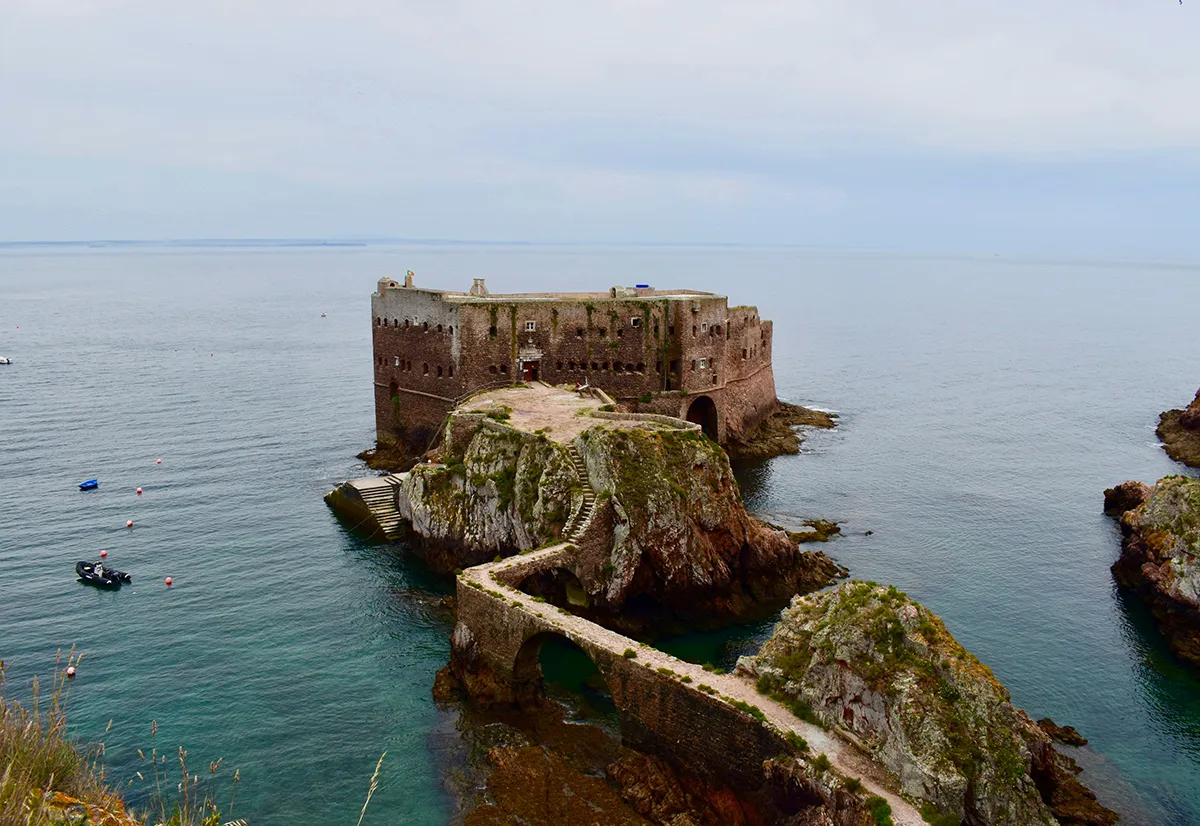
left=1, top=245, right=1198, bottom=825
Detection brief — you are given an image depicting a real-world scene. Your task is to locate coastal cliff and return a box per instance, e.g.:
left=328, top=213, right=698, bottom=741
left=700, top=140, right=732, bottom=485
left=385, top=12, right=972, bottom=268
left=1157, top=388, right=1200, bottom=468
left=738, top=582, right=1117, bottom=826
left=725, top=401, right=837, bottom=461
left=1106, top=475, right=1200, bottom=668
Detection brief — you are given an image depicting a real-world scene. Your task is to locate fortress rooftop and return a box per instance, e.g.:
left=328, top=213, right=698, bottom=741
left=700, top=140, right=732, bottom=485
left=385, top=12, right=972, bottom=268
left=377, top=275, right=719, bottom=303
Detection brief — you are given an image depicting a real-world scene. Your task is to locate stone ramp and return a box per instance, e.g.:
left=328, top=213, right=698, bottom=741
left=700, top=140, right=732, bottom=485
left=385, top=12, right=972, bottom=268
left=460, top=543, right=925, bottom=826
left=324, top=473, right=409, bottom=540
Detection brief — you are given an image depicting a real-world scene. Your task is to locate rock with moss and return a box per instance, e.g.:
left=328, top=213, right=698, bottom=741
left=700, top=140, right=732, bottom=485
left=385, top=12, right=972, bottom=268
left=1108, top=474, right=1200, bottom=668
left=399, top=414, right=581, bottom=571
left=1157, top=388, right=1200, bottom=468
left=725, top=401, right=837, bottom=461
left=572, top=425, right=841, bottom=624
left=739, top=582, right=1117, bottom=826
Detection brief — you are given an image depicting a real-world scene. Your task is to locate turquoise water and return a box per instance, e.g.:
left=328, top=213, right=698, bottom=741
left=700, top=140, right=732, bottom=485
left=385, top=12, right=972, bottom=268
left=2, top=245, right=1199, bottom=824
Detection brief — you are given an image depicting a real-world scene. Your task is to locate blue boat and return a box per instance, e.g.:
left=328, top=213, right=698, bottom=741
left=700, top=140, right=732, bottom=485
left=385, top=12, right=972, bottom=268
left=78, top=479, right=99, bottom=491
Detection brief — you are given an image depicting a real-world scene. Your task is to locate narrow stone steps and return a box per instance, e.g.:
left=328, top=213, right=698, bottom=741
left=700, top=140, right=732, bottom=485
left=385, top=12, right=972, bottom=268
left=564, top=444, right=597, bottom=542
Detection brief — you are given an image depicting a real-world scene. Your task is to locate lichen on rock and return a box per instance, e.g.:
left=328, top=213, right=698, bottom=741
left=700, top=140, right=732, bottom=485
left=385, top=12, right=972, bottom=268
left=739, top=582, right=1117, bottom=826
left=1108, top=474, right=1200, bottom=668
left=1157, top=387, right=1200, bottom=468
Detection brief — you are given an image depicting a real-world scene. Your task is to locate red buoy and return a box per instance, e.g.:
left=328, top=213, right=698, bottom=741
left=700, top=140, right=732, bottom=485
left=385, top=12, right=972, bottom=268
left=156, top=458, right=162, bottom=464
left=165, top=576, right=173, bottom=587
left=126, top=520, right=133, bottom=528
left=100, top=549, right=107, bottom=558
left=66, top=666, right=76, bottom=678
left=136, top=487, right=143, bottom=495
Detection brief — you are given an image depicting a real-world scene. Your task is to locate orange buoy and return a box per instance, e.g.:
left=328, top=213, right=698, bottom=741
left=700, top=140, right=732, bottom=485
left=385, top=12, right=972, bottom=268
left=100, top=549, right=107, bottom=558
left=165, top=576, right=173, bottom=587
left=126, top=520, right=133, bottom=528
left=136, top=487, right=143, bottom=495
left=66, top=666, right=76, bottom=678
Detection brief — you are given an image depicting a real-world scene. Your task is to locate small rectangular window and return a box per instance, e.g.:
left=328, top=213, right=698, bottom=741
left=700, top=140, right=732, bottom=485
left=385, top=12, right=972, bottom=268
left=700, top=322, right=709, bottom=333
left=525, top=320, right=537, bottom=332
left=698, top=358, right=708, bottom=369
left=630, top=317, right=641, bottom=327
left=394, top=356, right=400, bottom=367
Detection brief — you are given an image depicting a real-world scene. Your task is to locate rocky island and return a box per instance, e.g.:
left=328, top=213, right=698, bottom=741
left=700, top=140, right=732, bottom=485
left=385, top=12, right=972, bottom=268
left=1105, top=476, right=1200, bottom=669
left=739, top=583, right=1117, bottom=826
left=1156, top=388, right=1200, bottom=469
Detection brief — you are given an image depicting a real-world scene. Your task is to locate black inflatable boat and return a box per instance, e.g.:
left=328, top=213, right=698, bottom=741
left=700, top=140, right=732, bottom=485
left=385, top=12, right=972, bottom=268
left=76, top=561, right=131, bottom=588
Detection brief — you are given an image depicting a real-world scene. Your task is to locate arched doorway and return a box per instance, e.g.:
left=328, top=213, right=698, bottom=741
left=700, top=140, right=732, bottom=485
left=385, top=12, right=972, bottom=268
left=685, top=395, right=719, bottom=441
left=513, top=632, right=615, bottom=716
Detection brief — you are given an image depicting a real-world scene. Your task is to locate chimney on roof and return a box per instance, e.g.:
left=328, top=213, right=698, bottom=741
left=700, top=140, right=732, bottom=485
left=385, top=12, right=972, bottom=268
left=469, top=278, right=489, bottom=297
left=404, top=270, right=414, bottom=288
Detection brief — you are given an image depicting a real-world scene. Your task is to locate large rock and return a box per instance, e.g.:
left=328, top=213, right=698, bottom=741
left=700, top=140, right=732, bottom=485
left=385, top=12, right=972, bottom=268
left=1109, top=475, right=1200, bottom=668
left=739, top=582, right=1117, bottom=826
left=399, top=414, right=581, bottom=571
left=402, top=414, right=841, bottom=622
left=1157, top=388, right=1200, bottom=468
left=570, top=425, right=841, bottom=623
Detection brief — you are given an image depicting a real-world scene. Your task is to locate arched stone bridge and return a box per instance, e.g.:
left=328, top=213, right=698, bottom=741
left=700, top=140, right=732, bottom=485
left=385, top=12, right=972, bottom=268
left=452, top=542, right=924, bottom=825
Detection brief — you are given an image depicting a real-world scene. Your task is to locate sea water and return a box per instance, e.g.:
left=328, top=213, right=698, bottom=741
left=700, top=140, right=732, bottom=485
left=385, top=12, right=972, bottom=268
left=1, top=244, right=1197, bottom=824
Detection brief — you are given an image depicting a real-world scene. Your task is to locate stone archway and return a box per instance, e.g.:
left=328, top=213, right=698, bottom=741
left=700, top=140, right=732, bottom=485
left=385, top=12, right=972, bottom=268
left=685, top=395, right=719, bottom=441
left=512, top=631, right=611, bottom=704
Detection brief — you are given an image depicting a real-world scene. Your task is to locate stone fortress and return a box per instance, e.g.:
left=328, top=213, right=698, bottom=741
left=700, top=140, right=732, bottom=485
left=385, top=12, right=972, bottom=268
left=371, top=273, right=779, bottom=450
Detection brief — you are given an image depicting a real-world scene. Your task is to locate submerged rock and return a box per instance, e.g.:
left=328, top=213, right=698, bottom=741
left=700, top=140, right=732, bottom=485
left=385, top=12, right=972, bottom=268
left=739, top=582, right=1117, bottom=826
left=1156, top=388, right=1200, bottom=468
left=725, top=401, right=837, bottom=461
left=1037, top=718, right=1088, bottom=747
left=1108, top=474, right=1200, bottom=669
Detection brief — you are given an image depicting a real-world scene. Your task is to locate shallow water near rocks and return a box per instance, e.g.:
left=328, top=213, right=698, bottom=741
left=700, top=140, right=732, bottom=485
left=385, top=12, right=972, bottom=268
left=2, top=244, right=1198, bottom=824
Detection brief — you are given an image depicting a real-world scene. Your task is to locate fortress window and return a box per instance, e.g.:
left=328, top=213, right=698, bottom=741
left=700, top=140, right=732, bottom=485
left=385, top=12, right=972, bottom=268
left=404, top=319, right=410, bottom=327
left=670, top=359, right=680, bottom=374
left=692, top=326, right=697, bottom=337
left=437, top=366, right=443, bottom=377
left=557, top=361, right=563, bottom=370
left=394, top=356, right=400, bottom=367
left=700, top=322, right=709, bottom=334
left=617, top=328, right=623, bottom=338
left=489, top=365, right=498, bottom=374
left=576, top=328, right=584, bottom=337
left=655, top=361, right=662, bottom=373
left=614, top=362, right=624, bottom=372
left=602, top=361, right=611, bottom=370
left=448, top=326, right=453, bottom=334
left=635, top=362, right=644, bottom=373
left=489, top=325, right=498, bottom=337
left=598, top=328, right=607, bottom=338
left=448, top=365, right=454, bottom=378
left=653, top=321, right=659, bottom=336
left=712, top=325, right=720, bottom=336
left=437, top=324, right=443, bottom=333
left=742, top=348, right=748, bottom=359
left=630, top=317, right=641, bottom=327
left=712, top=374, right=718, bottom=385
left=499, top=364, right=508, bottom=375
left=423, top=321, right=429, bottom=331
left=668, top=325, right=675, bottom=336
left=590, top=362, right=599, bottom=371
left=525, top=320, right=537, bottom=332
left=393, top=319, right=399, bottom=327
left=698, top=358, right=708, bottom=370
left=375, top=317, right=381, bottom=326
left=423, top=363, right=429, bottom=375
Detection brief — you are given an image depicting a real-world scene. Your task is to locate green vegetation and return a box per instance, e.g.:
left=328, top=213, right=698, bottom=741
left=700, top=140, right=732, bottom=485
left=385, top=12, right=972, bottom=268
left=865, top=795, right=894, bottom=826
left=637, top=393, right=653, bottom=404
left=842, top=777, right=863, bottom=793
left=701, top=662, right=726, bottom=674
left=623, top=648, right=637, bottom=659
left=598, top=404, right=615, bottom=412
left=698, top=684, right=717, bottom=695
left=657, top=667, right=676, bottom=677
left=729, top=700, right=766, bottom=722
left=784, top=731, right=808, bottom=753
left=484, top=406, right=512, bottom=423
left=920, top=802, right=960, bottom=826
left=811, top=753, right=831, bottom=773
left=754, top=671, right=821, bottom=725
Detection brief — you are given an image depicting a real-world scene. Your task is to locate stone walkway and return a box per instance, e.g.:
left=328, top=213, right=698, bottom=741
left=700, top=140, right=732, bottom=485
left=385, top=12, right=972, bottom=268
left=462, top=542, right=925, bottom=826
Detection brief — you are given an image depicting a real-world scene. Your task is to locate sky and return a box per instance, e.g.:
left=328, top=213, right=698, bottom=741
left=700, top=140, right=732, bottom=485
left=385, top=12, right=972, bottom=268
left=1, top=1, right=1198, bottom=255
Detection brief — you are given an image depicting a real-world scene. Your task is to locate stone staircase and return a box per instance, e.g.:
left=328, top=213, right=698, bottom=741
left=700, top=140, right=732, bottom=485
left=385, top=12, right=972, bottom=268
left=330, top=474, right=408, bottom=540
left=564, top=445, right=597, bottom=542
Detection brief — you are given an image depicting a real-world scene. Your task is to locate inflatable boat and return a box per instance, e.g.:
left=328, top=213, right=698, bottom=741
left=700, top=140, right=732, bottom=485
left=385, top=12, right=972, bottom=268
left=76, top=561, right=131, bottom=588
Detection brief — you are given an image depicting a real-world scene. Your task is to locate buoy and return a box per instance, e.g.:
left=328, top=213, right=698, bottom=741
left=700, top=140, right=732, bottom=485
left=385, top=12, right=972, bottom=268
left=156, top=458, right=162, bottom=464
left=100, top=549, right=108, bottom=558
left=165, top=576, right=173, bottom=587
left=66, top=666, right=76, bottom=678
left=136, top=487, right=143, bottom=495
left=126, top=520, right=133, bottom=528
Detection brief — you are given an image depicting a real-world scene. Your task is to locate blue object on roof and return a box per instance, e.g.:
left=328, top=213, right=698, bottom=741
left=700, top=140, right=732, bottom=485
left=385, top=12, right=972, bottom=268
left=635, top=284, right=650, bottom=289
left=78, top=479, right=99, bottom=491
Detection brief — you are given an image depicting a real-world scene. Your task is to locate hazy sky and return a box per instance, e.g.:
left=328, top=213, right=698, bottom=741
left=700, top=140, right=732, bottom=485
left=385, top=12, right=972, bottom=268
left=2, top=1, right=1197, bottom=254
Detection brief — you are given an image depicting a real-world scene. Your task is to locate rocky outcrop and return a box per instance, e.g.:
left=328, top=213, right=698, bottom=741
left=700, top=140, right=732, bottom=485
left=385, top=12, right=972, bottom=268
left=398, top=414, right=582, bottom=571
left=402, top=412, right=842, bottom=623
left=739, top=582, right=1117, bottom=826
left=1102, top=481, right=1150, bottom=517
left=726, top=401, right=837, bottom=461
left=1107, top=475, right=1200, bottom=668
left=570, top=425, right=842, bottom=624
left=1157, top=388, right=1200, bottom=468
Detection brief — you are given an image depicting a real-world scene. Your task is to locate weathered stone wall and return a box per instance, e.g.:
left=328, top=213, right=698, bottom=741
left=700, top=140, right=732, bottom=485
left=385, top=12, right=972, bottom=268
left=369, top=278, right=779, bottom=449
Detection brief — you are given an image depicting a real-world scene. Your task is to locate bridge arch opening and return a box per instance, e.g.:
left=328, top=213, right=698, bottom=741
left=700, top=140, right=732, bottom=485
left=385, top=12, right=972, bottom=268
left=518, top=567, right=590, bottom=610
left=685, top=395, right=719, bottom=441
left=513, top=632, right=615, bottom=717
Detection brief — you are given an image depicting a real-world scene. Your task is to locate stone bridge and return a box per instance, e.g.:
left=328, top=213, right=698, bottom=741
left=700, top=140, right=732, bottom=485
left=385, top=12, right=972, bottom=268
left=452, top=542, right=925, bottom=825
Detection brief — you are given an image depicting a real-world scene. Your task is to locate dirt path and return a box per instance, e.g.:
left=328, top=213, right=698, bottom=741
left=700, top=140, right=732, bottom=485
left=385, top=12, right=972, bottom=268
left=463, top=544, right=924, bottom=826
